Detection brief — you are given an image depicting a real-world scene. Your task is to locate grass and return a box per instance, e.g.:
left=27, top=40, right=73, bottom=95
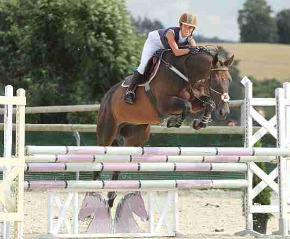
left=211, top=43, right=290, bottom=82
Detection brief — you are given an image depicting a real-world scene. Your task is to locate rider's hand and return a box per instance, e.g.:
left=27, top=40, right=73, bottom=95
left=189, top=47, right=200, bottom=55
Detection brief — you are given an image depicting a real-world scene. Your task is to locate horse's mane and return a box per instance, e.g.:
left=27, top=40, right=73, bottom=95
left=87, top=192, right=110, bottom=210
left=114, top=193, right=137, bottom=221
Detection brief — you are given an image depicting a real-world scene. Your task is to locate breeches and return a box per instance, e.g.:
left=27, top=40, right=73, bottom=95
left=137, top=31, right=164, bottom=74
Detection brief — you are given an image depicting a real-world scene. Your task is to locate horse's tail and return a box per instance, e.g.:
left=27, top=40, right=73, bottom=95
left=96, top=82, right=122, bottom=146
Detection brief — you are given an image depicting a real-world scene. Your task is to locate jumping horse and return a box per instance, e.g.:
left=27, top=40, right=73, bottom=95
left=96, top=47, right=234, bottom=207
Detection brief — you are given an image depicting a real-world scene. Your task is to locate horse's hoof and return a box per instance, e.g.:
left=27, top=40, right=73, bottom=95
left=108, top=200, right=114, bottom=208
left=167, top=118, right=177, bottom=128
left=107, top=192, right=117, bottom=208
left=192, top=119, right=202, bottom=130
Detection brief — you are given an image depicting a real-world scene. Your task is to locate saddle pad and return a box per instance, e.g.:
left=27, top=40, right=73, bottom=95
left=121, top=56, right=161, bottom=88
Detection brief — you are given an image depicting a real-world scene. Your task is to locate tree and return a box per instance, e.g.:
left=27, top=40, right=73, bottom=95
left=238, top=0, right=278, bottom=43
left=0, top=0, right=144, bottom=123
left=276, top=9, right=290, bottom=44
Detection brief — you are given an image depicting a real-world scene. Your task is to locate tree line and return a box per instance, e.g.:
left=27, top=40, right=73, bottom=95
left=238, top=0, right=290, bottom=44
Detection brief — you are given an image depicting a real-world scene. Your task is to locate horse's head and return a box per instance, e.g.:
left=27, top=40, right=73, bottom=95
left=127, top=192, right=149, bottom=221
left=78, top=193, right=107, bottom=221
left=209, top=54, right=234, bottom=119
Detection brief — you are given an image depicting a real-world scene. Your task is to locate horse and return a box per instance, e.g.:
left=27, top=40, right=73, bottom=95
left=78, top=192, right=148, bottom=233
left=114, top=192, right=149, bottom=233
left=78, top=192, right=112, bottom=233
left=96, top=47, right=234, bottom=207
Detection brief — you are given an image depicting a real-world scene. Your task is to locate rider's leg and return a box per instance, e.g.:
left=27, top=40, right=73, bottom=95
left=124, top=31, right=162, bottom=105
left=124, top=70, right=143, bottom=104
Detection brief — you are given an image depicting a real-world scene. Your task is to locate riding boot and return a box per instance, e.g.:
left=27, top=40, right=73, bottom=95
left=124, top=71, right=143, bottom=105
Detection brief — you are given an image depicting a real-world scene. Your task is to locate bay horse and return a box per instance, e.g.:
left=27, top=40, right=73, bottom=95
left=96, top=47, right=234, bottom=207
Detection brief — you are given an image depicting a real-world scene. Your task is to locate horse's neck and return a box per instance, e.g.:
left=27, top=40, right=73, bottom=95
left=117, top=200, right=139, bottom=222
left=114, top=200, right=139, bottom=232
left=164, top=53, right=188, bottom=72
left=158, top=53, right=188, bottom=85
left=87, top=208, right=111, bottom=232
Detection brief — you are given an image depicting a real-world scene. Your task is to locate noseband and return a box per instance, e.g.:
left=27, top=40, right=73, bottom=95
left=210, top=67, right=230, bottom=103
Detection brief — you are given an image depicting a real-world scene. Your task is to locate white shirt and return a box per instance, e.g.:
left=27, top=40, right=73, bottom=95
left=178, top=31, right=188, bottom=44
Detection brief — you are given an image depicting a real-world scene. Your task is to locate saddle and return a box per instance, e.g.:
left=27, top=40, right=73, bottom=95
left=121, top=49, right=169, bottom=88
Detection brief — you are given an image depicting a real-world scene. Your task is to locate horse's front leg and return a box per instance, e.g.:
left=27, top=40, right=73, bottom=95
left=160, top=96, right=192, bottom=115
left=107, top=171, right=120, bottom=208
left=159, top=96, right=193, bottom=128
left=191, top=95, right=215, bottom=130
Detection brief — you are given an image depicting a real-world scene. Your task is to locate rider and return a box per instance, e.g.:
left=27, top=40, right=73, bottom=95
left=124, top=13, right=197, bottom=104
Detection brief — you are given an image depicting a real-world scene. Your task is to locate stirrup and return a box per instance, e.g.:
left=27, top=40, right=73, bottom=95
left=125, top=90, right=135, bottom=98
left=124, top=90, right=136, bottom=104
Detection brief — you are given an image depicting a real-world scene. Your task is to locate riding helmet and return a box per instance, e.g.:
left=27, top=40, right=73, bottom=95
left=179, top=13, right=197, bottom=28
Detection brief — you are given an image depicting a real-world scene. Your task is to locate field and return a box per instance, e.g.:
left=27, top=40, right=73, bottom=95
left=212, top=43, right=290, bottom=82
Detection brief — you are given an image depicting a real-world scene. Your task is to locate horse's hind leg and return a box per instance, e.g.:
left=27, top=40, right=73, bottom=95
left=107, top=139, right=120, bottom=208
left=107, top=124, right=150, bottom=207
left=95, top=106, right=118, bottom=180
left=121, top=124, right=150, bottom=146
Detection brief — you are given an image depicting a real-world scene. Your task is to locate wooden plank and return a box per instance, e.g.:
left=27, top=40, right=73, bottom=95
left=0, top=96, right=26, bottom=106
left=0, top=123, right=264, bottom=134
left=0, top=100, right=243, bottom=115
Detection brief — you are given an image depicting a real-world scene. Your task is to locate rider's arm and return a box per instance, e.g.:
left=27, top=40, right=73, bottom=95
left=189, top=38, right=197, bottom=46
left=165, top=31, right=190, bottom=56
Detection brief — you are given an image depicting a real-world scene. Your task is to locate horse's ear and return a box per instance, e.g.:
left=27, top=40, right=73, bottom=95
left=212, top=54, right=219, bottom=66
left=225, top=54, right=234, bottom=67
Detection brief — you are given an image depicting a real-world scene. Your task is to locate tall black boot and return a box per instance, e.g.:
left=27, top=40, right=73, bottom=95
left=124, top=71, right=143, bottom=105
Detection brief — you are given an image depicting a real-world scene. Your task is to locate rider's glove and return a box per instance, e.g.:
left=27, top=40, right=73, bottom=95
left=189, top=47, right=200, bottom=55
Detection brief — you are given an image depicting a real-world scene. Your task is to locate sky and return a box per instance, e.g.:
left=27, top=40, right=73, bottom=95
left=125, top=0, right=290, bottom=42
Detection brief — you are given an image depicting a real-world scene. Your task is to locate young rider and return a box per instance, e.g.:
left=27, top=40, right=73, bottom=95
left=124, top=13, right=197, bottom=104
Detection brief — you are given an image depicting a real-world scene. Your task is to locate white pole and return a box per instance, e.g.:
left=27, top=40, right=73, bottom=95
left=284, top=83, right=290, bottom=147
left=242, top=77, right=254, bottom=232
left=172, top=191, right=178, bottom=235
left=48, top=192, right=53, bottom=234
left=147, top=192, right=154, bottom=233
left=276, top=87, right=288, bottom=236
left=284, top=83, right=290, bottom=235
left=2, top=85, right=13, bottom=239
left=73, top=131, right=80, bottom=234
left=14, top=88, right=26, bottom=239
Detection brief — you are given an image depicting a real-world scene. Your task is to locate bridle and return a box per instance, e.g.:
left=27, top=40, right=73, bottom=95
left=209, top=67, right=231, bottom=103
